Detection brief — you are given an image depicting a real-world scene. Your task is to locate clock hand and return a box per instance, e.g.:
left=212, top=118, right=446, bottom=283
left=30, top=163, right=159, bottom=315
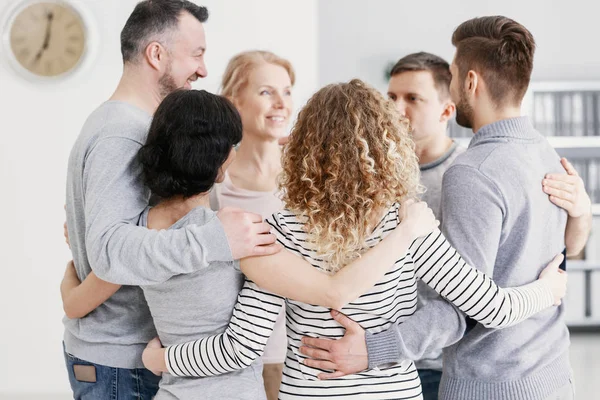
left=32, top=11, right=54, bottom=65
left=42, top=11, right=54, bottom=51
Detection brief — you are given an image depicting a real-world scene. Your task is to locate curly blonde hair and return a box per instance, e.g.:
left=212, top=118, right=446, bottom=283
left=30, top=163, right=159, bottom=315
left=280, top=79, right=421, bottom=272
left=221, top=50, right=295, bottom=100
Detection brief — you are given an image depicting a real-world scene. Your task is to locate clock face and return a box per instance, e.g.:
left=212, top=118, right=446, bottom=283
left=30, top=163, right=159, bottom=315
left=8, top=2, right=86, bottom=77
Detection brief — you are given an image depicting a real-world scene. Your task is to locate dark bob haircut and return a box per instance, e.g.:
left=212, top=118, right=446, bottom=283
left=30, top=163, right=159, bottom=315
left=138, top=89, right=242, bottom=199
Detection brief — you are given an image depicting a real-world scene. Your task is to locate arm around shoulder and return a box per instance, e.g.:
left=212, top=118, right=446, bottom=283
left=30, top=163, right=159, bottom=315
left=241, top=204, right=437, bottom=310
left=83, top=138, right=233, bottom=285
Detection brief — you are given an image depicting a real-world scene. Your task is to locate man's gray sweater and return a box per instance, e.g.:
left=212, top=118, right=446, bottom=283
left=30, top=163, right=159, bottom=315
left=64, top=101, right=233, bottom=368
left=366, top=117, right=571, bottom=400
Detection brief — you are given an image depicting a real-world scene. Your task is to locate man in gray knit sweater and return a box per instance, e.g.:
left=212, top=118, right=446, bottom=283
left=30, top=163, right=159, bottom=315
left=433, top=16, right=589, bottom=399
left=62, top=1, right=279, bottom=398
left=299, top=16, right=593, bottom=400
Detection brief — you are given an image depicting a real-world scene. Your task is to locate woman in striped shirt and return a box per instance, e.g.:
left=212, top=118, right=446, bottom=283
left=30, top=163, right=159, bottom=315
left=142, top=79, right=566, bottom=399
left=60, top=87, right=440, bottom=399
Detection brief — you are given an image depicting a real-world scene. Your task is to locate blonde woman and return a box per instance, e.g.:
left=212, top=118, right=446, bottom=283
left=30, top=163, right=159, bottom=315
left=210, top=51, right=294, bottom=399
left=142, top=80, right=567, bottom=399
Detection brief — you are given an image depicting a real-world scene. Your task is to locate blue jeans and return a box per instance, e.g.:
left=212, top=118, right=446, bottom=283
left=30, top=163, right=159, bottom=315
left=63, top=345, right=160, bottom=400
left=418, top=368, right=442, bottom=400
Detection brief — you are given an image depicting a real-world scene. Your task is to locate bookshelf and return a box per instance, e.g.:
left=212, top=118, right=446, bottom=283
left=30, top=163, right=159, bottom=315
left=448, top=81, right=600, bottom=328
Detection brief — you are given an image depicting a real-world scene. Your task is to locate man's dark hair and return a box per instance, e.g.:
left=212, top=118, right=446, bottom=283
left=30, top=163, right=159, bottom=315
left=390, top=52, right=451, bottom=99
left=452, top=16, right=535, bottom=106
left=120, top=0, right=208, bottom=63
left=138, top=90, right=242, bottom=199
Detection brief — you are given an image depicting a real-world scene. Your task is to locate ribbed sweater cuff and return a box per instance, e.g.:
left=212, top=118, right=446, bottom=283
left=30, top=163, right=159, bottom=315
left=440, top=351, right=572, bottom=400
left=366, top=327, right=402, bottom=369
left=165, top=346, right=172, bottom=375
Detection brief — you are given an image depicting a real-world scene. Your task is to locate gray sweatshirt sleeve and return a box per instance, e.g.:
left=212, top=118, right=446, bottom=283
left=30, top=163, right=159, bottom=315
left=366, top=296, right=466, bottom=368
left=83, top=137, right=233, bottom=285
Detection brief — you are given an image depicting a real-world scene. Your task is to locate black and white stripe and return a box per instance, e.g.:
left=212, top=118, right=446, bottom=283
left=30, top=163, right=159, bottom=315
left=166, top=204, right=553, bottom=399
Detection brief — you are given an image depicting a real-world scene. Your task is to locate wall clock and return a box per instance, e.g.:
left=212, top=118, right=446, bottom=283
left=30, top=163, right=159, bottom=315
left=3, top=1, right=90, bottom=79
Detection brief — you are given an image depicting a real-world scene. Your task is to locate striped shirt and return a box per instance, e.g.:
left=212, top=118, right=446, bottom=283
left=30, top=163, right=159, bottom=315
left=166, top=204, right=554, bottom=399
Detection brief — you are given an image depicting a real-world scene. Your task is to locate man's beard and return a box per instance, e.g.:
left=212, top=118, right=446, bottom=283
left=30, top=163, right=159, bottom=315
left=455, top=90, right=474, bottom=130
left=158, top=62, right=179, bottom=99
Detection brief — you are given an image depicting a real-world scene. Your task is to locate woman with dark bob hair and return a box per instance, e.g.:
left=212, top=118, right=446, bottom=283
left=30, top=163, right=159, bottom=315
left=139, top=89, right=243, bottom=199
left=60, top=88, right=439, bottom=399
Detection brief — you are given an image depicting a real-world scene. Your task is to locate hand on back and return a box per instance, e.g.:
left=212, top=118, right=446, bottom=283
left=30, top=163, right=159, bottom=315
left=538, top=253, right=568, bottom=306
left=543, top=158, right=592, bottom=218
left=217, top=207, right=283, bottom=260
left=398, top=199, right=439, bottom=241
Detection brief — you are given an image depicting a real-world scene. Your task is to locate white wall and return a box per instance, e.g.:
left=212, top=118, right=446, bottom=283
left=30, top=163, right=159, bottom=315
left=0, top=0, right=318, bottom=396
left=318, top=0, right=600, bottom=93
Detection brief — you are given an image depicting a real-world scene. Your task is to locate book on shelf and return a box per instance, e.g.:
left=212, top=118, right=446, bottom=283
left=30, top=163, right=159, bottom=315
left=584, top=92, right=596, bottom=136
left=572, top=93, right=584, bottom=137
left=560, top=92, right=572, bottom=136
